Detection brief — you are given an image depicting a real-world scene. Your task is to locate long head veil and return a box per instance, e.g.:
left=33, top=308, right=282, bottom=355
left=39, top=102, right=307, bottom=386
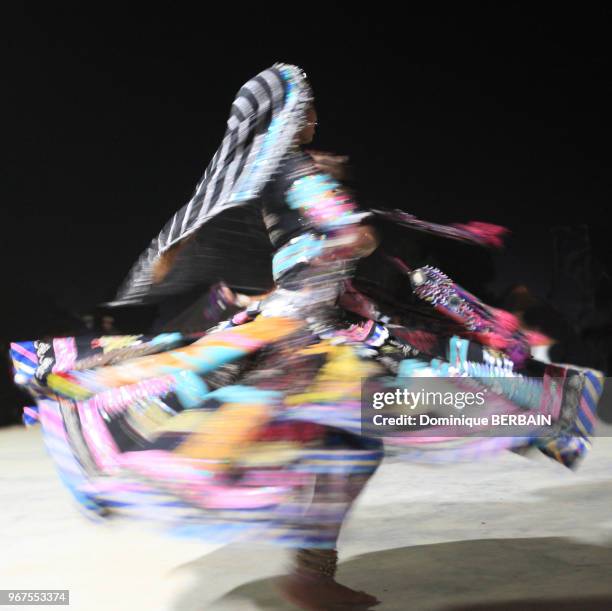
left=112, top=63, right=313, bottom=305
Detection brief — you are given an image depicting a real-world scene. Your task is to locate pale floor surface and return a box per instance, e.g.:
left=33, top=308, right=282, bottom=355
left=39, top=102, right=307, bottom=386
left=2, top=425, right=612, bottom=610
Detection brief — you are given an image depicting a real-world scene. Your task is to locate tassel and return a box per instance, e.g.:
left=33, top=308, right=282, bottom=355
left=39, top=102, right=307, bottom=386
left=490, top=308, right=520, bottom=333
left=451, top=221, right=509, bottom=248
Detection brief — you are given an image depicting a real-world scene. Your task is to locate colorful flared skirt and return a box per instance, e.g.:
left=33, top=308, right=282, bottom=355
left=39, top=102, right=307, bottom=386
left=10, top=313, right=604, bottom=547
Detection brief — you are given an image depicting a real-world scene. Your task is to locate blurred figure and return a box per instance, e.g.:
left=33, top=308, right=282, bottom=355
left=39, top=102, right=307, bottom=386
left=81, top=313, right=95, bottom=332
left=502, top=284, right=591, bottom=367
left=100, top=315, right=117, bottom=335
left=10, top=63, right=605, bottom=611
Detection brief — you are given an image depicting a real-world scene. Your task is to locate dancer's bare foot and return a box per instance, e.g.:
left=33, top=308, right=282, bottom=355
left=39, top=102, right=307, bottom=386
left=277, top=573, right=380, bottom=610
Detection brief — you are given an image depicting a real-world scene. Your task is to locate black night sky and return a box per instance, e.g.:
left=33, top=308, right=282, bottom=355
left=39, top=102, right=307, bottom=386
left=3, top=4, right=611, bottom=422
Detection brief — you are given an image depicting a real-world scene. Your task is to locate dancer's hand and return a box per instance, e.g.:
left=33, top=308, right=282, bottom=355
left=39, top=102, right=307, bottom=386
left=313, top=225, right=380, bottom=265
left=306, top=149, right=350, bottom=181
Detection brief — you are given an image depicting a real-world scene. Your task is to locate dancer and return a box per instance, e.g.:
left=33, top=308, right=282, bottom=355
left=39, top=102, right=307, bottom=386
left=11, top=64, right=603, bottom=610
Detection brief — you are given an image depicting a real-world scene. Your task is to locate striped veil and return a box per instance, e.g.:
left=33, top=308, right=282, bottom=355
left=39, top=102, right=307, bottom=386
left=113, top=63, right=313, bottom=305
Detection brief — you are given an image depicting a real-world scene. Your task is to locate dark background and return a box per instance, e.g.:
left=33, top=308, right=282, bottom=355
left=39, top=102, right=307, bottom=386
left=3, top=4, right=611, bottom=424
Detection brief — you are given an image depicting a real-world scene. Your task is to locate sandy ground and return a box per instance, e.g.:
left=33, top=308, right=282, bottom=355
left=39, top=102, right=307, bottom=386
left=2, top=423, right=612, bottom=611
